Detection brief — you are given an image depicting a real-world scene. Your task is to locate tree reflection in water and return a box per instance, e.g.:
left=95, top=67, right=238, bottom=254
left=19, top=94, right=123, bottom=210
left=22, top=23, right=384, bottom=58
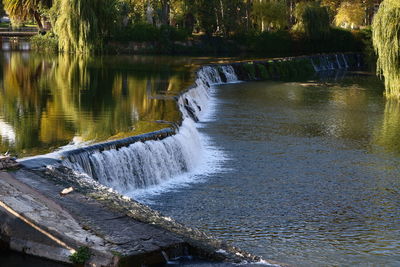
left=0, top=53, right=195, bottom=157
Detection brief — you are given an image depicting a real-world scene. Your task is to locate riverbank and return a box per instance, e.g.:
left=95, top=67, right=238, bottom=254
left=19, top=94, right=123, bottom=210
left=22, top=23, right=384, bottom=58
left=30, top=27, right=370, bottom=59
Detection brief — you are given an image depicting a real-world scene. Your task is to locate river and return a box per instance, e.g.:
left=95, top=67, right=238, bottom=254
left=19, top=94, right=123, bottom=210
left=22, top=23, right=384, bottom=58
left=1, top=47, right=399, bottom=266
left=144, top=75, right=400, bottom=266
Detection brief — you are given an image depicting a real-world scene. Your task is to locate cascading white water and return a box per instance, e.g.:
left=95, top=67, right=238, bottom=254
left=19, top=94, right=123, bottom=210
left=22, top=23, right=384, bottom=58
left=63, top=65, right=238, bottom=194
left=60, top=54, right=361, bottom=195
left=335, top=54, right=342, bottom=69
left=64, top=119, right=202, bottom=193
left=311, top=53, right=352, bottom=72
left=342, top=54, right=349, bottom=69
left=221, top=65, right=238, bottom=83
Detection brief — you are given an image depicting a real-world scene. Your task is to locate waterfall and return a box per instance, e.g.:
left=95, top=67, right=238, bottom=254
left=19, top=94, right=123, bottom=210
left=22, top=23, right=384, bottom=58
left=310, top=58, right=319, bottom=72
left=311, top=53, right=354, bottom=72
left=59, top=53, right=361, bottom=195
left=221, top=65, right=238, bottom=83
left=62, top=65, right=238, bottom=194
left=64, top=119, right=202, bottom=192
left=342, top=54, right=349, bottom=69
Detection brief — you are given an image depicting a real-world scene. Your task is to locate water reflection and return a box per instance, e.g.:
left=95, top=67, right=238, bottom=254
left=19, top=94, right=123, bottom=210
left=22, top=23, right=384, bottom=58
left=147, top=76, right=399, bottom=266
left=374, top=100, right=400, bottom=155
left=1, top=38, right=31, bottom=51
left=0, top=53, right=196, bottom=157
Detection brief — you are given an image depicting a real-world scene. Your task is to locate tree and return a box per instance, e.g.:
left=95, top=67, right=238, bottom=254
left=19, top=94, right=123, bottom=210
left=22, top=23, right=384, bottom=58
left=3, top=0, right=52, bottom=31
left=252, top=0, right=289, bottom=32
left=292, top=1, right=331, bottom=39
left=52, top=0, right=117, bottom=53
left=372, top=0, right=400, bottom=98
left=194, top=0, right=218, bottom=36
left=0, top=1, right=6, bottom=17
left=335, top=1, right=364, bottom=29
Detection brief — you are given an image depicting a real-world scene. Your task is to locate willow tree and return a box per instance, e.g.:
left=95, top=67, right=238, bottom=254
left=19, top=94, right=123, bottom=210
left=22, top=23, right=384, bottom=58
left=292, top=1, right=330, bottom=39
left=3, top=0, right=52, bottom=31
left=52, top=0, right=117, bottom=53
left=372, top=0, right=400, bottom=98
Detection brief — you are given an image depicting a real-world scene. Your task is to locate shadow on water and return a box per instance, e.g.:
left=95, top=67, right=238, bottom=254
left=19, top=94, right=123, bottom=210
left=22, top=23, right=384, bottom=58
left=0, top=249, right=70, bottom=267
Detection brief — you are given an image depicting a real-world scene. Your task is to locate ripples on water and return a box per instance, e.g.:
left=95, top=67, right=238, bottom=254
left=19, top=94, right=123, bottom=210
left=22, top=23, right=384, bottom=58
left=147, top=76, right=400, bottom=266
left=1, top=46, right=399, bottom=266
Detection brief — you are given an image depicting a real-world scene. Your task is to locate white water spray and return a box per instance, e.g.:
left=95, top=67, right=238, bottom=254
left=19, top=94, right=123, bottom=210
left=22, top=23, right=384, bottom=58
left=63, top=65, right=238, bottom=195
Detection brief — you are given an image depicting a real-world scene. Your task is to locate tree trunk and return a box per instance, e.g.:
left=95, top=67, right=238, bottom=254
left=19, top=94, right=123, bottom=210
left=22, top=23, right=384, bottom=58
left=219, top=0, right=226, bottom=36
left=33, top=10, right=45, bottom=33
left=161, top=0, right=170, bottom=25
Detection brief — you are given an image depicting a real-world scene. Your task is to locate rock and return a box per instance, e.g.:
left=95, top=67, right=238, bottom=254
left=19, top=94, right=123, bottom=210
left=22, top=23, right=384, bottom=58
left=60, top=187, right=74, bottom=196
left=0, top=156, right=20, bottom=170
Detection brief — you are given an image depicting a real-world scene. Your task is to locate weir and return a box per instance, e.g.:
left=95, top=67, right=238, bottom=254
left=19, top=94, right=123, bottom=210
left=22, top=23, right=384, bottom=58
left=1, top=53, right=363, bottom=266
left=61, top=64, right=239, bottom=193
left=60, top=53, right=362, bottom=195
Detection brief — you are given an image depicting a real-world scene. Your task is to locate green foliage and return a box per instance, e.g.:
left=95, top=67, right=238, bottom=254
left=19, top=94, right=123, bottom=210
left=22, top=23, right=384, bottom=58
left=372, top=0, right=400, bottom=98
left=261, top=59, right=314, bottom=81
left=243, top=62, right=256, bottom=79
left=252, top=0, right=289, bottom=31
left=293, top=2, right=330, bottom=39
left=4, top=0, right=38, bottom=21
left=115, top=23, right=159, bottom=42
left=114, top=23, right=189, bottom=43
left=357, top=27, right=376, bottom=70
left=296, top=27, right=363, bottom=54
left=335, top=1, right=364, bottom=29
left=297, top=59, right=315, bottom=77
left=30, top=32, right=58, bottom=52
left=256, top=64, right=269, bottom=79
left=195, top=0, right=217, bottom=36
left=3, top=0, right=51, bottom=30
left=253, top=30, right=292, bottom=57
left=53, top=0, right=117, bottom=53
left=69, top=247, right=91, bottom=265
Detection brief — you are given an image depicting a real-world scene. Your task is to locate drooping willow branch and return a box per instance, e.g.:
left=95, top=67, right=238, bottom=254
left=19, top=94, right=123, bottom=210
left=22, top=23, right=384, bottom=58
left=53, top=0, right=116, bottom=53
left=372, top=0, right=400, bottom=98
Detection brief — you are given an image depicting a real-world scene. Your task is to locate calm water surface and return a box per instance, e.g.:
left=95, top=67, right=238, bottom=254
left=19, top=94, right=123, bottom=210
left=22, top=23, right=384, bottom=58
left=147, top=75, right=400, bottom=266
left=0, top=51, right=208, bottom=157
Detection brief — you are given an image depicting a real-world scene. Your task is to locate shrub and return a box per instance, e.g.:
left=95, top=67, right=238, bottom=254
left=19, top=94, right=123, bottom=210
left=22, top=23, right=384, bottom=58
left=114, top=24, right=189, bottom=43
left=253, top=30, right=292, bottom=56
left=30, top=33, right=58, bottom=52
left=69, top=247, right=91, bottom=265
left=292, top=2, right=330, bottom=39
left=114, top=23, right=159, bottom=42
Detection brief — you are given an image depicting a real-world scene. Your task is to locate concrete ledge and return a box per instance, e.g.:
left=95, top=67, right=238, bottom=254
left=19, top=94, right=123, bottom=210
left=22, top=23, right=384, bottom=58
left=0, top=170, right=191, bottom=266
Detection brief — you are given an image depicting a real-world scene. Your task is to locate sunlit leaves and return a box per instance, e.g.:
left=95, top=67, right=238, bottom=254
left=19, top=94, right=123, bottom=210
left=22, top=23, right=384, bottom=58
left=252, top=0, right=289, bottom=31
left=53, top=0, right=117, bottom=53
left=372, top=0, right=400, bottom=97
left=335, top=1, right=364, bottom=29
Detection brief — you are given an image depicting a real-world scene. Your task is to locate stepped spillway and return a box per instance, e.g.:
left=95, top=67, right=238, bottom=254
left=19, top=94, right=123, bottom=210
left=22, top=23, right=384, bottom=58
left=62, top=65, right=239, bottom=194
left=59, top=53, right=362, bottom=195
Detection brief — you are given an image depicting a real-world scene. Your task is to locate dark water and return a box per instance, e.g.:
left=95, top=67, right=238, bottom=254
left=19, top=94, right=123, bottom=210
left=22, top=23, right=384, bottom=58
left=0, top=249, right=69, bottom=267
left=0, top=51, right=206, bottom=157
left=147, top=75, right=400, bottom=266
